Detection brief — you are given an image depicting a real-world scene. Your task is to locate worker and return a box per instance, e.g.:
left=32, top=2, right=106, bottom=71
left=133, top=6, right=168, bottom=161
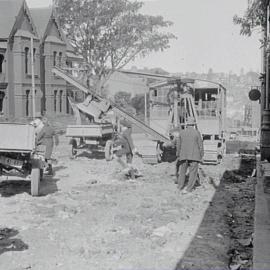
left=175, top=117, right=204, bottom=193
left=37, top=117, right=59, bottom=176
left=30, top=112, right=44, bottom=135
left=113, top=119, right=140, bottom=179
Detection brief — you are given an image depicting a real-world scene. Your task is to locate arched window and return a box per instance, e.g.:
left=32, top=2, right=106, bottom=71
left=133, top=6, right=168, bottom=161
left=0, top=91, right=5, bottom=113
left=59, top=90, right=63, bottom=113
left=0, top=54, right=4, bottom=73
left=25, top=47, right=29, bottom=74
left=33, top=48, right=36, bottom=62
left=59, top=52, right=62, bottom=67
left=26, top=90, right=30, bottom=116
left=54, top=90, right=57, bottom=112
left=53, top=51, right=57, bottom=66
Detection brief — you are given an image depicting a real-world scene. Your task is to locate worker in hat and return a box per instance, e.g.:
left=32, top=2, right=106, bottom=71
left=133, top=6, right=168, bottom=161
left=175, top=117, right=204, bottom=194
left=30, top=112, right=44, bottom=135
left=112, top=119, right=141, bottom=179
left=36, top=117, right=59, bottom=176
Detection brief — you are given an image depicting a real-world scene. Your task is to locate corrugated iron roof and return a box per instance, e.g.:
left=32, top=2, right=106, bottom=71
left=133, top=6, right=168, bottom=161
left=0, top=0, right=24, bottom=39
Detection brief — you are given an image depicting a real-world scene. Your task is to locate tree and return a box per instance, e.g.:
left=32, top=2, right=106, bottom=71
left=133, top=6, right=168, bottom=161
left=131, top=94, right=146, bottom=115
left=233, top=0, right=267, bottom=37
left=53, top=0, right=176, bottom=91
left=114, top=91, right=131, bottom=107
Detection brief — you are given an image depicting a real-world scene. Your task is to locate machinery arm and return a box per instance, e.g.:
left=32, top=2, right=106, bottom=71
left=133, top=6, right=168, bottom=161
left=52, top=67, right=171, bottom=143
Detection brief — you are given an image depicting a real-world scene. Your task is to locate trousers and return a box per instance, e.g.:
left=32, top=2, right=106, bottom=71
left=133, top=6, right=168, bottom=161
left=177, top=160, right=199, bottom=192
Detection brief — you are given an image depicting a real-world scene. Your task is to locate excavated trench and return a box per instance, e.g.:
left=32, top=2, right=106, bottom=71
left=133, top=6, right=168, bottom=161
left=175, top=157, right=256, bottom=270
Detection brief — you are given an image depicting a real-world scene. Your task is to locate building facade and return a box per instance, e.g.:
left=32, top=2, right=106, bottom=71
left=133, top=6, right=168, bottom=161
left=0, top=0, right=80, bottom=119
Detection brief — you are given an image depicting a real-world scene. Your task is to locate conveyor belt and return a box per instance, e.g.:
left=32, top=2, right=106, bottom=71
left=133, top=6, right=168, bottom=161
left=52, top=67, right=171, bottom=143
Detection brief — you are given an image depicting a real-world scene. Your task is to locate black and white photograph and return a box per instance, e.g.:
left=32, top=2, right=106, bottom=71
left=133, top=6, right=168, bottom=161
left=0, top=0, right=268, bottom=269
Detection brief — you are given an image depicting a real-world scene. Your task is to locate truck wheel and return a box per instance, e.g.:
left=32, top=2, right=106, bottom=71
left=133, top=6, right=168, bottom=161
left=105, top=140, right=113, bottom=161
left=31, top=168, right=40, bottom=196
left=70, top=144, right=77, bottom=159
left=156, top=142, right=163, bottom=163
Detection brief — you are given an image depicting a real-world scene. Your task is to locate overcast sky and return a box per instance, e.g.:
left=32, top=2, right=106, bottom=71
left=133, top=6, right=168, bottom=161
left=26, top=0, right=261, bottom=74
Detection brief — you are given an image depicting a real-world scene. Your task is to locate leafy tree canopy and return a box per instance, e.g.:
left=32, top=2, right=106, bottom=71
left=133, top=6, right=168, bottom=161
left=131, top=94, right=146, bottom=115
left=53, top=0, right=176, bottom=88
left=233, top=0, right=267, bottom=36
left=114, top=91, right=132, bottom=107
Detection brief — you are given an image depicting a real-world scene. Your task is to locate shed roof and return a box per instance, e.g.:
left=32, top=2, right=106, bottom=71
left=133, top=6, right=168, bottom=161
left=0, top=0, right=24, bottom=39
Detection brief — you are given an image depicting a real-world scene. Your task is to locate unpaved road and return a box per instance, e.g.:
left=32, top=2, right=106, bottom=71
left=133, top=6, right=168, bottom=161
left=0, top=136, right=254, bottom=270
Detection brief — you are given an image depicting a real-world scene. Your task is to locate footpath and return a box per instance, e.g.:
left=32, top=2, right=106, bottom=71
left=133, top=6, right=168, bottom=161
left=253, top=159, right=270, bottom=270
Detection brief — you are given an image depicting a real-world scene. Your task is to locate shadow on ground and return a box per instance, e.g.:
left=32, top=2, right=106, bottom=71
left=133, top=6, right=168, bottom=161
left=39, top=177, right=60, bottom=196
left=76, top=150, right=105, bottom=160
left=52, top=165, right=67, bottom=173
left=0, top=176, right=60, bottom=197
left=0, top=180, right=30, bottom=197
left=0, top=228, right=28, bottom=255
left=174, top=157, right=255, bottom=270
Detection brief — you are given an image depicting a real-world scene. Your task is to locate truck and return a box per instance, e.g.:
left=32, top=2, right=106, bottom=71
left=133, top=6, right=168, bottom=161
left=0, top=123, right=45, bottom=196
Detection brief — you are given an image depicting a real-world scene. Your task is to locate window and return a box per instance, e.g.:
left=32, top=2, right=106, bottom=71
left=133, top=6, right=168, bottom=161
left=25, top=47, right=29, bottom=74
left=0, top=91, right=5, bottom=113
left=66, top=93, right=69, bottom=114
left=0, top=54, right=4, bottom=73
left=203, top=134, right=211, bottom=140
left=53, top=51, right=57, bottom=66
left=59, top=52, right=62, bottom=67
left=54, top=90, right=57, bottom=112
left=26, top=90, right=30, bottom=116
left=59, top=90, right=63, bottom=112
left=33, top=48, right=36, bottom=62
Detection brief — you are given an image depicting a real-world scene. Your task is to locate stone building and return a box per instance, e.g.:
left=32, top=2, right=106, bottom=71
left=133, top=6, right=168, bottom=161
left=0, top=0, right=80, bottom=119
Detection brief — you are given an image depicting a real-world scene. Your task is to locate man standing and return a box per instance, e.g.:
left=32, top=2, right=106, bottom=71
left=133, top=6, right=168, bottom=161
left=176, top=117, right=204, bottom=193
left=112, top=119, right=140, bottom=179
left=37, top=117, right=59, bottom=176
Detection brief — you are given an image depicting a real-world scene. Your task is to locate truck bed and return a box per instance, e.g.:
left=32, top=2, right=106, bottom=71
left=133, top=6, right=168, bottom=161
left=66, top=123, right=114, bottom=138
left=0, top=123, right=35, bottom=152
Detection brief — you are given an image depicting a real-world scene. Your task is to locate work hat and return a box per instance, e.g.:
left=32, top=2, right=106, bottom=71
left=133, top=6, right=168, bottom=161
left=186, top=117, right=196, bottom=126
left=120, top=119, right=132, bottom=128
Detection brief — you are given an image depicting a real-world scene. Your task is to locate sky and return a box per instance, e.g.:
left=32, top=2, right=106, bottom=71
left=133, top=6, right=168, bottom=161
left=26, top=0, right=261, bottom=74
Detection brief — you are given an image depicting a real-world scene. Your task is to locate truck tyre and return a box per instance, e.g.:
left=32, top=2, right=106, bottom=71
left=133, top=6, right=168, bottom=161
left=105, top=140, right=113, bottom=161
left=70, top=144, right=77, bottom=159
left=31, top=168, right=40, bottom=196
left=69, top=139, right=78, bottom=159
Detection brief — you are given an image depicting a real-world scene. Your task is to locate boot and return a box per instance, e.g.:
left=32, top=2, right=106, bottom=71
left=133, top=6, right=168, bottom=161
left=44, top=164, right=53, bottom=176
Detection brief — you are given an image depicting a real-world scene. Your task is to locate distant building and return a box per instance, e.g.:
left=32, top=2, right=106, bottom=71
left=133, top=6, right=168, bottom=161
left=0, top=0, right=81, bottom=119
left=244, top=104, right=252, bottom=126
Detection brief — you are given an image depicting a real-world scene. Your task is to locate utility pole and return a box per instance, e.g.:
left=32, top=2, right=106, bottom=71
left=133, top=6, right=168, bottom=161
left=144, top=92, right=147, bottom=123
left=30, top=37, right=36, bottom=118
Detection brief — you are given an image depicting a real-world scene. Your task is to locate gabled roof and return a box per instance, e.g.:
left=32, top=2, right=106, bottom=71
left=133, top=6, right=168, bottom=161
left=0, top=0, right=24, bottom=39
left=30, top=6, right=66, bottom=44
left=30, top=7, right=52, bottom=39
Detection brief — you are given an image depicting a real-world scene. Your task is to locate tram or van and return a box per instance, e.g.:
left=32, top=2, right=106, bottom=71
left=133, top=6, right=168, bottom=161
left=149, top=79, right=227, bottom=164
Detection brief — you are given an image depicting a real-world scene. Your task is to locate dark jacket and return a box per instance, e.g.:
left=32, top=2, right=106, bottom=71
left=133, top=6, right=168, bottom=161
left=176, top=126, right=204, bottom=162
